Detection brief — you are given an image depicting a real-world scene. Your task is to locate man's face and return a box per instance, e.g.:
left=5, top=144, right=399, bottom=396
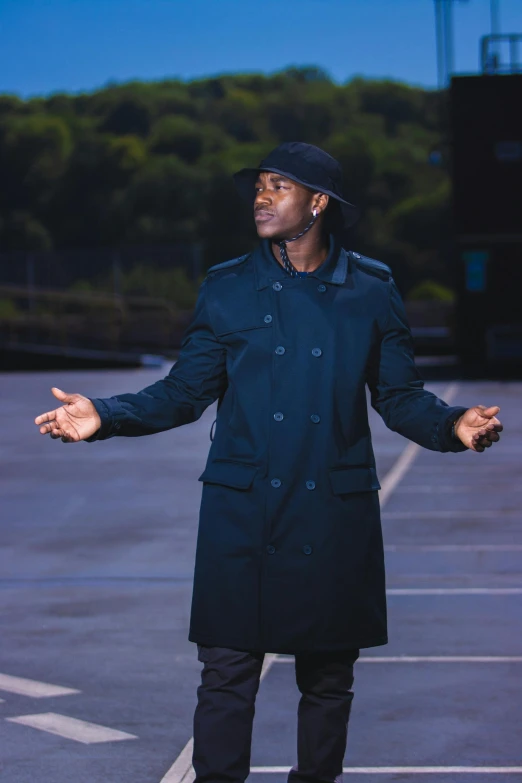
left=253, top=171, right=317, bottom=239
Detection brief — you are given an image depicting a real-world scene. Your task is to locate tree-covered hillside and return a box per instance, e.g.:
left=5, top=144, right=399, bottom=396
left=0, top=67, right=452, bottom=294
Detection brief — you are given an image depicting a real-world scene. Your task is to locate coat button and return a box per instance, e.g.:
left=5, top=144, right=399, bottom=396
left=306, top=480, right=316, bottom=490
left=311, top=348, right=322, bottom=357
left=303, top=544, right=313, bottom=555
left=275, top=345, right=286, bottom=355
left=267, top=544, right=276, bottom=555
left=310, top=414, right=320, bottom=423
left=272, top=282, right=282, bottom=291
left=264, top=314, right=273, bottom=323
left=274, top=412, right=284, bottom=421
left=271, top=478, right=282, bottom=488
left=317, top=284, right=327, bottom=293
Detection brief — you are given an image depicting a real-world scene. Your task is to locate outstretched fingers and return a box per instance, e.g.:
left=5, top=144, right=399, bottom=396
left=48, top=425, right=76, bottom=442
left=35, top=409, right=57, bottom=427
left=38, top=419, right=61, bottom=435
left=480, top=406, right=503, bottom=430
left=36, top=416, right=66, bottom=438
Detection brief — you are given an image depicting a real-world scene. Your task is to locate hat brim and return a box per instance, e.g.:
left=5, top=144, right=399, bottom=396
left=233, top=166, right=359, bottom=228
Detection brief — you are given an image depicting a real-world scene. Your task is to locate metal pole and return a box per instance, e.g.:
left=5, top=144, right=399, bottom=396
left=490, top=0, right=500, bottom=69
left=509, top=35, right=517, bottom=74
left=26, top=253, right=35, bottom=313
left=490, top=0, right=500, bottom=36
left=443, top=0, right=454, bottom=85
left=434, top=0, right=446, bottom=88
left=112, top=250, right=122, bottom=298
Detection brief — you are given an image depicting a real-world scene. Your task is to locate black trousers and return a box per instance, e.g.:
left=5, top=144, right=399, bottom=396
left=192, top=645, right=360, bottom=783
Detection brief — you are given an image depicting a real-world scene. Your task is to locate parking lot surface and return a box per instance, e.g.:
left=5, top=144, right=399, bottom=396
left=1, top=368, right=520, bottom=782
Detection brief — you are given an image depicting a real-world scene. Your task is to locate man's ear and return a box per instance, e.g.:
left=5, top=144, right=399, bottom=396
left=313, top=193, right=329, bottom=216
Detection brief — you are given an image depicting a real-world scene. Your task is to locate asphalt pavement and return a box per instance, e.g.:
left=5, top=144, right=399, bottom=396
left=0, top=367, right=520, bottom=783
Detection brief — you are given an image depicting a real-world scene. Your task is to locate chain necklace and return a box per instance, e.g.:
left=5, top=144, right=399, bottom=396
left=278, top=214, right=318, bottom=277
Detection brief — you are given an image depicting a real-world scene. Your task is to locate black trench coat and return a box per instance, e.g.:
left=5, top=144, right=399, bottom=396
left=88, top=236, right=467, bottom=653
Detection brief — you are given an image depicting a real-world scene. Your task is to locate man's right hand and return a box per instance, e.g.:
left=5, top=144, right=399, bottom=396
left=34, top=387, right=102, bottom=442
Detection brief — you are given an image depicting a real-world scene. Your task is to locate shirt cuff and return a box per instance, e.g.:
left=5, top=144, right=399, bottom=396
left=437, top=405, right=469, bottom=452
left=84, top=398, right=114, bottom=441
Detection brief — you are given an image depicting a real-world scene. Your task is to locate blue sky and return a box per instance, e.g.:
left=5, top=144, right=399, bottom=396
left=1, top=0, right=521, bottom=97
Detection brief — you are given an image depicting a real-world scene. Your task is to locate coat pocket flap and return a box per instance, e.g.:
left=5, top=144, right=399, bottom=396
left=329, top=466, right=381, bottom=495
left=198, top=461, right=258, bottom=490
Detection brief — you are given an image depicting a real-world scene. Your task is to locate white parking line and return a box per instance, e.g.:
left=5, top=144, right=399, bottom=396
left=250, top=766, right=522, bottom=775
left=383, top=510, right=521, bottom=518
left=0, top=673, right=80, bottom=698
left=396, top=485, right=521, bottom=492
left=387, top=588, right=522, bottom=595
left=385, top=545, right=522, bottom=551
left=378, top=383, right=459, bottom=507
left=275, top=656, right=522, bottom=663
left=160, top=738, right=194, bottom=783
left=6, top=712, right=138, bottom=744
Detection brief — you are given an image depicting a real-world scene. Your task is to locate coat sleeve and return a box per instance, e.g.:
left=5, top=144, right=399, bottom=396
left=366, top=278, right=468, bottom=453
left=84, top=278, right=227, bottom=441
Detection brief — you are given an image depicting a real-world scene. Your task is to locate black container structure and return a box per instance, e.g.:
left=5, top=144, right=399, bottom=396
left=450, top=39, right=522, bottom=374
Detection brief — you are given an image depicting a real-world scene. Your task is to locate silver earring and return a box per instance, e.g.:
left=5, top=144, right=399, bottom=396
left=313, top=209, right=318, bottom=218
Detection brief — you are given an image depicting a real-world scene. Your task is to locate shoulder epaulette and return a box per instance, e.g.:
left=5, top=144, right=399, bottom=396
left=207, top=253, right=250, bottom=275
left=349, top=251, right=392, bottom=281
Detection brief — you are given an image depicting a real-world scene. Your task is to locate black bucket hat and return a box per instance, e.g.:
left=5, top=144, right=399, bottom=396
left=233, top=141, right=359, bottom=227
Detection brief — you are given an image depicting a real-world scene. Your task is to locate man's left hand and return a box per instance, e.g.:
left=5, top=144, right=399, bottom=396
left=454, top=405, right=503, bottom=452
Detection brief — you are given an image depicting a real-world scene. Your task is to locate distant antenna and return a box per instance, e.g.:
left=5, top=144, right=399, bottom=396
left=489, top=0, right=501, bottom=65
left=490, top=0, right=500, bottom=36
left=433, top=0, right=470, bottom=88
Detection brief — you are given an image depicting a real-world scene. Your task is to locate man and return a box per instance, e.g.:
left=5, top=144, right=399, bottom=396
left=35, top=142, right=502, bottom=783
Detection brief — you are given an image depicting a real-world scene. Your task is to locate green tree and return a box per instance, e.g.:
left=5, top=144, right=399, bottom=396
left=0, top=114, right=72, bottom=210
left=0, top=211, right=53, bottom=251
left=0, top=69, right=451, bottom=291
left=149, top=116, right=204, bottom=163
left=123, top=155, right=208, bottom=243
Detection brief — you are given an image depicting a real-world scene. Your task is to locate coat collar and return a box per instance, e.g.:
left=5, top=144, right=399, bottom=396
left=253, top=234, right=348, bottom=290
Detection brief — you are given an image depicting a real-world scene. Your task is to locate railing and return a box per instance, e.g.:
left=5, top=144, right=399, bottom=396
left=0, top=242, right=204, bottom=365
left=0, top=285, right=193, bottom=360
left=481, top=33, right=522, bottom=75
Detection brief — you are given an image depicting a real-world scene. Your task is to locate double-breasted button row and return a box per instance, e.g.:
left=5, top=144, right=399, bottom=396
left=271, top=281, right=327, bottom=293
left=265, top=544, right=314, bottom=555
left=270, top=478, right=316, bottom=490
left=274, top=346, right=322, bottom=357
left=273, top=412, right=319, bottom=423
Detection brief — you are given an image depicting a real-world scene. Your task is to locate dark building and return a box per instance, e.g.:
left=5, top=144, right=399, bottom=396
left=450, top=60, right=522, bottom=370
